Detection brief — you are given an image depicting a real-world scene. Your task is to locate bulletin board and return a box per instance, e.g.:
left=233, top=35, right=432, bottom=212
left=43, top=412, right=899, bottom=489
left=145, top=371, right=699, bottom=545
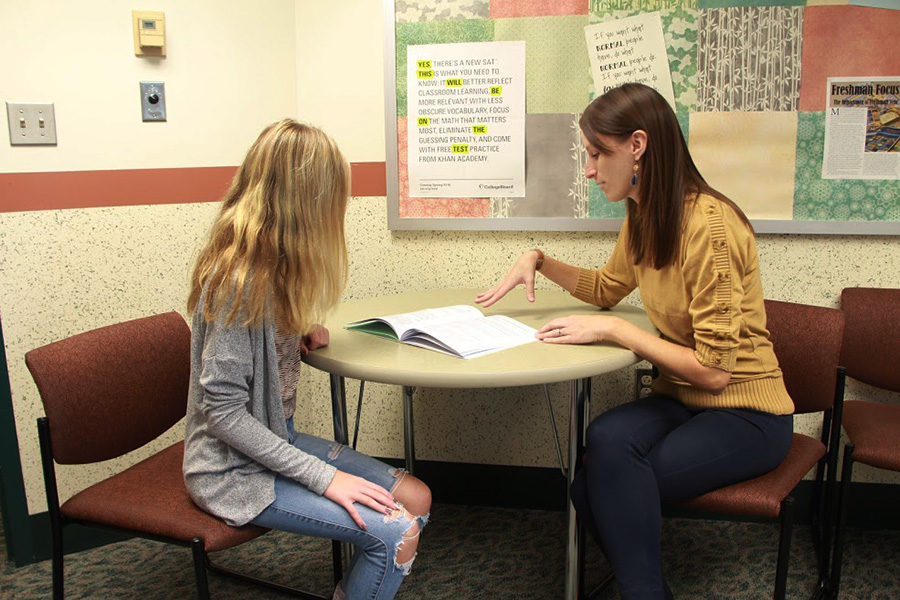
left=383, top=0, right=900, bottom=234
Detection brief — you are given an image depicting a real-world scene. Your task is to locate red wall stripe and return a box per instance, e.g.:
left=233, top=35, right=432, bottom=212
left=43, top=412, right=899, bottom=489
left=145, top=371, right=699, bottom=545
left=0, top=162, right=387, bottom=213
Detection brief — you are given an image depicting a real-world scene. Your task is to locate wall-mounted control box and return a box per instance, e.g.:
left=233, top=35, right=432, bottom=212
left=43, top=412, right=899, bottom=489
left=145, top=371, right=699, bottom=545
left=6, top=102, right=57, bottom=145
left=133, top=10, right=166, bottom=57
left=140, top=81, right=166, bottom=122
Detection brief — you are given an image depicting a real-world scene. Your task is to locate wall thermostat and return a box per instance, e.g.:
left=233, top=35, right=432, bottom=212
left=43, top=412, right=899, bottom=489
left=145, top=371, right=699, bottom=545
left=133, top=10, right=166, bottom=57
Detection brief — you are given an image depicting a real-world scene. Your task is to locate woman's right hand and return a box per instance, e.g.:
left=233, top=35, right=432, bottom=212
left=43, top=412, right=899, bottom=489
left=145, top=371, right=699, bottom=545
left=475, top=250, right=542, bottom=308
left=324, top=470, right=399, bottom=530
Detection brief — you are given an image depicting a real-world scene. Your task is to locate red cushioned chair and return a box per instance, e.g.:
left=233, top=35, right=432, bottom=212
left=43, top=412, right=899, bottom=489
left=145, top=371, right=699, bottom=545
left=580, top=300, right=845, bottom=600
left=26, top=312, right=338, bottom=600
left=830, top=287, right=900, bottom=599
left=673, top=299, right=846, bottom=600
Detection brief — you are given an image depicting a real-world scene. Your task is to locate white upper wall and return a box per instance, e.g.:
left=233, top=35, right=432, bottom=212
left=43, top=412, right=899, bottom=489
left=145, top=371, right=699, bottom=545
left=0, top=0, right=298, bottom=173
left=295, top=0, right=386, bottom=162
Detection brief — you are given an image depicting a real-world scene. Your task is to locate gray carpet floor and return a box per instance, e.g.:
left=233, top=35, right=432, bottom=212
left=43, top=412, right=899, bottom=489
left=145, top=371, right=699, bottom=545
left=2, top=503, right=898, bottom=599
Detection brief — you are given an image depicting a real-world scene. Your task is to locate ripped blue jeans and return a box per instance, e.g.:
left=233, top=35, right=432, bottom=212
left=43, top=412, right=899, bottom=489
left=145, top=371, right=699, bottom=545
left=251, top=424, right=427, bottom=600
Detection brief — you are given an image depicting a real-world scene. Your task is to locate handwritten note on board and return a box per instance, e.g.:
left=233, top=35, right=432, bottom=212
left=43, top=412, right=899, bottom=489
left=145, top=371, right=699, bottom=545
left=584, top=13, right=675, bottom=110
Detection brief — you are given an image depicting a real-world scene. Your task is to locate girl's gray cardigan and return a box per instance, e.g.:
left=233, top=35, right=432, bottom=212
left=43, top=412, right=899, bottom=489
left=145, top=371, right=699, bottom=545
left=183, top=305, right=337, bottom=526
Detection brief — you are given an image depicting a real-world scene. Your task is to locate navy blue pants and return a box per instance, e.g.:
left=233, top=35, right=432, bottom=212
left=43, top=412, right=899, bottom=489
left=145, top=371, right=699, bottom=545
left=570, top=394, right=793, bottom=600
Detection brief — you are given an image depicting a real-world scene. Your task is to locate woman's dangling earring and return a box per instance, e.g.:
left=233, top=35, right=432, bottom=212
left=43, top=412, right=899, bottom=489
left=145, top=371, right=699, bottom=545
left=631, top=162, right=639, bottom=186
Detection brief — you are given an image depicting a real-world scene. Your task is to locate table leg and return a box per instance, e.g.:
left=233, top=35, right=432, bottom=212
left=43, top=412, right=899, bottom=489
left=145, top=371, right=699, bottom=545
left=329, top=374, right=353, bottom=577
left=330, top=374, right=349, bottom=445
left=565, top=377, right=591, bottom=600
left=402, top=385, right=416, bottom=475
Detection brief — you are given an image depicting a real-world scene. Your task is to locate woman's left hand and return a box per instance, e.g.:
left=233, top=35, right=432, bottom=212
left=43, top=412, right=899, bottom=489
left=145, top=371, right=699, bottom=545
left=536, top=315, right=622, bottom=345
left=300, top=325, right=330, bottom=356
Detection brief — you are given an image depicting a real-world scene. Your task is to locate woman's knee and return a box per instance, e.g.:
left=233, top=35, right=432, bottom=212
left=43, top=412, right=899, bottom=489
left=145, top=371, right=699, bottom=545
left=391, top=472, right=431, bottom=517
left=585, top=416, right=631, bottom=459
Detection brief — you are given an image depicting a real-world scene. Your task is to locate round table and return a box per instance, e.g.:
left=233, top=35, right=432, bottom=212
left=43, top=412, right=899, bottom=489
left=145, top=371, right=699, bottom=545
left=303, top=288, right=655, bottom=600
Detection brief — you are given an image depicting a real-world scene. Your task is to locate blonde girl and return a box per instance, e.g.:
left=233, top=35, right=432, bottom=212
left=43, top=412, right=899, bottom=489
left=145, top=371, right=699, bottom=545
left=184, top=120, right=430, bottom=600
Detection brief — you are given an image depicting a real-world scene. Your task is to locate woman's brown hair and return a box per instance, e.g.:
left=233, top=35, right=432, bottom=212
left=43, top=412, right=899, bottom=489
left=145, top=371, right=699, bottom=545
left=579, top=83, right=751, bottom=269
left=187, top=119, right=350, bottom=334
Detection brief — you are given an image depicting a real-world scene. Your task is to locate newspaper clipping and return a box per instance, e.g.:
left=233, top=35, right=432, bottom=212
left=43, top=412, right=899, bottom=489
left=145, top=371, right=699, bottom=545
left=823, top=76, right=900, bottom=180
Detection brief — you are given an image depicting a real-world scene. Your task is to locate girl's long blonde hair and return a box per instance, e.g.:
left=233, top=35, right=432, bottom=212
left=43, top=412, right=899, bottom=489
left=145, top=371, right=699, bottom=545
left=188, top=119, right=349, bottom=335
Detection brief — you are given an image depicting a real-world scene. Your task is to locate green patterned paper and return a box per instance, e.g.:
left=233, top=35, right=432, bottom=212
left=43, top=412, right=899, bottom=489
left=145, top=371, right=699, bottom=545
left=659, top=7, right=699, bottom=114
left=589, top=183, right=629, bottom=218
left=395, top=19, right=495, bottom=117
left=494, top=16, right=593, bottom=114
left=395, top=0, right=490, bottom=23
left=793, top=113, right=900, bottom=222
left=676, top=111, right=690, bottom=140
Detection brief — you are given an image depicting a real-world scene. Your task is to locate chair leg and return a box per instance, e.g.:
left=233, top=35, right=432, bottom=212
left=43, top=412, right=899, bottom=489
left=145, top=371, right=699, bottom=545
left=51, top=525, right=64, bottom=600
left=191, top=538, right=212, bottom=600
left=830, top=445, right=855, bottom=600
left=774, top=496, right=795, bottom=600
left=811, top=461, right=826, bottom=574
left=331, top=540, right=343, bottom=585
left=38, top=418, right=66, bottom=600
left=577, top=518, right=586, bottom=597
left=809, top=457, right=832, bottom=599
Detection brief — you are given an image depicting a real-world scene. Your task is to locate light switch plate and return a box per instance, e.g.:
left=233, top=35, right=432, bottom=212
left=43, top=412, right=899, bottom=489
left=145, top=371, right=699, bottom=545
left=6, top=102, right=57, bottom=145
left=140, top=81, right=166, bottom=121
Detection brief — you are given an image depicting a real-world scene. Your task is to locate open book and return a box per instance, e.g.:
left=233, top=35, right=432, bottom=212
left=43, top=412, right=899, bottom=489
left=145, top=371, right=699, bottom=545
left=345, top=304, right=537, bottom=359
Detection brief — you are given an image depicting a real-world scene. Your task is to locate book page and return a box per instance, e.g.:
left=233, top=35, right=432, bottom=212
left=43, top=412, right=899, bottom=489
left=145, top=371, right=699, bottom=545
left=347, top=304, right=483, bottom=339
left=405, top=315, right=537, bottom=359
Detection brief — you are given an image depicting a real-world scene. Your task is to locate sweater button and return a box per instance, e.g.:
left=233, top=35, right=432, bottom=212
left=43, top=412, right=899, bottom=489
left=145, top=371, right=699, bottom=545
left=717, top=303, right=729, bottom=313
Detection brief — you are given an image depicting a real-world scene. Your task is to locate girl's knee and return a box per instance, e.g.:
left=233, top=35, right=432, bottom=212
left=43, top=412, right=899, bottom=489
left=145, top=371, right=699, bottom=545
left=377, top=505, right=421, bottom=573
left=391, top=472, right=431, bottom=517
left=395, top=518, right=420, bottom=566
left=381, top=472, right=429, bottom=573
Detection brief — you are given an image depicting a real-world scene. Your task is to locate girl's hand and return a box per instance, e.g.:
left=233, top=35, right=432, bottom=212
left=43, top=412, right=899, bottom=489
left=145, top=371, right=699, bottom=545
left=324, top=470, right=398, bottom=530
left=476, top=250, right=542, bottom=308
left=300, top=325, right=330, bottom=356
left=536, top=315, right=623, bottom=345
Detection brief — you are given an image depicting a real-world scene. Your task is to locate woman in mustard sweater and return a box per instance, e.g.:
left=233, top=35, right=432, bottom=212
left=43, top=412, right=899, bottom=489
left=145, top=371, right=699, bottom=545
left=477, top=83, right=793, bottom=600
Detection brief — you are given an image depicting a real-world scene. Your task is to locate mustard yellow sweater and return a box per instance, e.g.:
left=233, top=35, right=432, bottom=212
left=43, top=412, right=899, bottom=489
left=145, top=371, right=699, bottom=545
left=572, top=194, right=794, bottom=415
